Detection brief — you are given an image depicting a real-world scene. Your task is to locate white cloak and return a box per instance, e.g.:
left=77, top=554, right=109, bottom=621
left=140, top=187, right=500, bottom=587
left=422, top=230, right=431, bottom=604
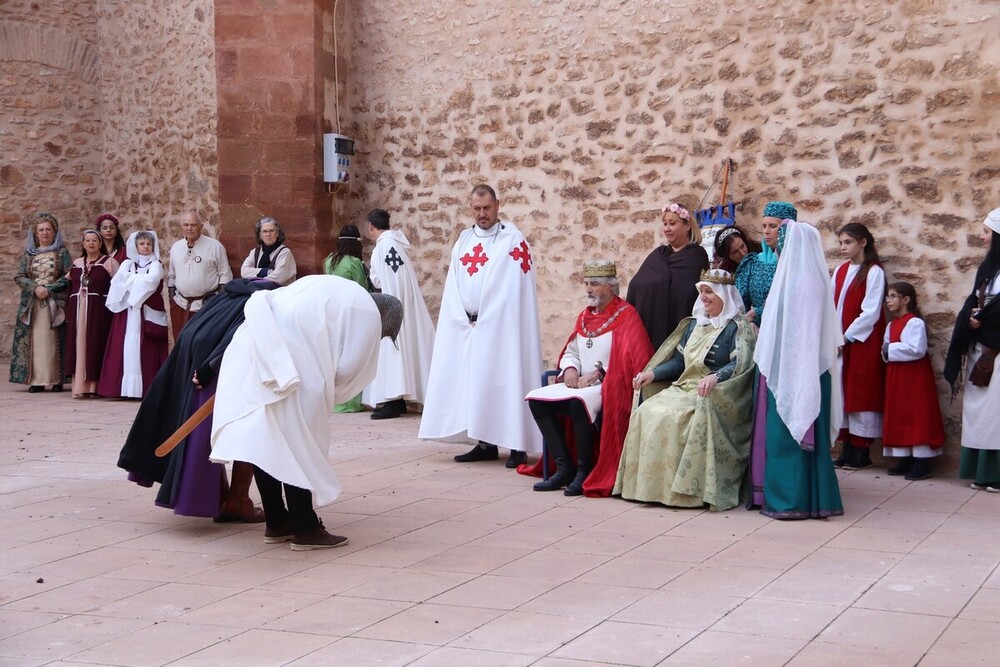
left=210, top=275, right=381, bottom=505
left=362, top=229, right=435, bottom=407
left=419, top=221, right=543, bottom=453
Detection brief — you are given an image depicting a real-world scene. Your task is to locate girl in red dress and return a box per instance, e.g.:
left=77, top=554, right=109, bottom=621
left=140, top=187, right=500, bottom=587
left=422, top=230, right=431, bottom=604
left=881, top=282, right=946, bottom=479
left=832, top=223, right=887, bottom=470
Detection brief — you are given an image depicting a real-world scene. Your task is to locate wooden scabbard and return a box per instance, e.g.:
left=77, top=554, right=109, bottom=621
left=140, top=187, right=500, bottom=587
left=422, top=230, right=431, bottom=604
left=154, top=394, right=216, bottom=458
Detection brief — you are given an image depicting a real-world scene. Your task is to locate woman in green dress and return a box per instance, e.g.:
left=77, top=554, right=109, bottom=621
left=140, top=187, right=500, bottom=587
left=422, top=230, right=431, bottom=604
left=614, top=268, right=756, bottom=511
left=323, top=224, right=372, bottom=412
left=10, top=213, right=73, bottom=392
left=754, top=220, right=844, bottom=519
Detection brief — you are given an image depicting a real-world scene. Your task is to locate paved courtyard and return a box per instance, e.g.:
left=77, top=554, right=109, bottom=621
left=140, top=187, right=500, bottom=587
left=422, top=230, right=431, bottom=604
left=1, top=372, right=998, bottom=666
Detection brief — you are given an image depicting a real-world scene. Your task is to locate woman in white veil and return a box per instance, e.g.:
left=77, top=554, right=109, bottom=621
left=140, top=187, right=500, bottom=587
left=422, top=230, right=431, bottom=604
left=754, top=221, right=844, bottom=519
left=98, top=231, right=169, bottom=398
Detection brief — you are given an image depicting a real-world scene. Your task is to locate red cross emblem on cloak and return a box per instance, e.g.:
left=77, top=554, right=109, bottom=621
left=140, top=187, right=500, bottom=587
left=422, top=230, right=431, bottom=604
left=460, top=243, right=489, bottom=276
left=509, top=241, right=532, bottom=274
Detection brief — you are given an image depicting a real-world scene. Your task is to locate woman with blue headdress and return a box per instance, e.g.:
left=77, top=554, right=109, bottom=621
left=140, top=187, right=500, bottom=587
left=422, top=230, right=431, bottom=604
left=736, top=201, right=796, bottom=508
left=10, top=213, right=73, bottom=392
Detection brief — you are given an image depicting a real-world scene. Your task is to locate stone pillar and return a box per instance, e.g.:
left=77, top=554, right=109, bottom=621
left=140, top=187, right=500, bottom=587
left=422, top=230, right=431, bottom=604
left=214, top=0, right=333, bottom=275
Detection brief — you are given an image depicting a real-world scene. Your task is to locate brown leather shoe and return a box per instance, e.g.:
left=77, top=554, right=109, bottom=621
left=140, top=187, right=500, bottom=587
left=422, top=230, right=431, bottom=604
left=215, top=499, right=266, bottom=523
left=291, top=524, right=350, bottom=551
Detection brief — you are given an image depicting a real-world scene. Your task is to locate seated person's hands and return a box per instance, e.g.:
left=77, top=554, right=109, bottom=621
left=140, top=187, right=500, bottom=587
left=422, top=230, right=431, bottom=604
left=697, top=373, right=719, bottom=398
left=562, top=367, right=580, bottom=388
left=632, top=370, right=654, bottom=391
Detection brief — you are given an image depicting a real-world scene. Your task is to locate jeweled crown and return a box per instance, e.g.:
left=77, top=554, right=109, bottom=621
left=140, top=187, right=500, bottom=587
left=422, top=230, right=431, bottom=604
left=699, top=268, right=736, bottom=285
left=583, top=260, right=617, bottom=278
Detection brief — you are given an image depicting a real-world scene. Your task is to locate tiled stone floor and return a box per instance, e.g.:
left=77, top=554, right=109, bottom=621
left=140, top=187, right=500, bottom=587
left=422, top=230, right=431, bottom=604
left=1, top=371, right=998, bottom=666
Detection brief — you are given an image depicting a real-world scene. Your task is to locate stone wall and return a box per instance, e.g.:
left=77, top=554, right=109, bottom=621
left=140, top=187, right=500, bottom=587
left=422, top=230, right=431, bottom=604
left=343, top=0, right=1000, bottom=449
left=0, top=0, right=218, bottom=360
left=98, top=1, right=221, bottom=243
left=0, top=1, right=102, bottom=356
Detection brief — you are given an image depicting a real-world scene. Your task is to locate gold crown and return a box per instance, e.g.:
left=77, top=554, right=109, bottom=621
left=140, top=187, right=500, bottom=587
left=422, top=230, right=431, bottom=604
left=699, top=269, right=735, bottom=285
left=583, top=260, right=617, bottom=278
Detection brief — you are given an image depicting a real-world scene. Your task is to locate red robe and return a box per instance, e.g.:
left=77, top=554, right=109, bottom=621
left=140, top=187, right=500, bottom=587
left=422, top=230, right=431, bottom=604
left=517, top=296, right=654, bottom=497
left=882, top=313, right=945, bottom=447
left=63, top=257, right=116, bottom=380
left=833, top=262, right=886, bottom=413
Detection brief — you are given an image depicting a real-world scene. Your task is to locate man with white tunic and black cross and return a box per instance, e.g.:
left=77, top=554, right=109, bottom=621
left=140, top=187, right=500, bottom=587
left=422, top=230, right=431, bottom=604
left=419, top=184, right=543, bottom=467
left=362, top=208, right=436, bottom=420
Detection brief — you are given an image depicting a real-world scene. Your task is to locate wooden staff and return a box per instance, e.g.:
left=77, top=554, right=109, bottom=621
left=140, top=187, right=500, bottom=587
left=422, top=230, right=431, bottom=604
left=155, top=394, right=216, bottom=457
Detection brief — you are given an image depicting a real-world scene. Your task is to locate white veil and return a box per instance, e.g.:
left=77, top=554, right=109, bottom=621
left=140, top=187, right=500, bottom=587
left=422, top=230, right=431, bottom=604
left=753, top=221, right=843, bottom=443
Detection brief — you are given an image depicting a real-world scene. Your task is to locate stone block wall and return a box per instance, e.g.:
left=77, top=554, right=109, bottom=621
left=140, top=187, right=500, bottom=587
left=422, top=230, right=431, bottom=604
left=216, top=0, right=333, bottom=274
left=0, top=2, right=102, bottom=356
left=343, top=0, right=1000, bottom=449
left=0, top=0, right=219, bottom=359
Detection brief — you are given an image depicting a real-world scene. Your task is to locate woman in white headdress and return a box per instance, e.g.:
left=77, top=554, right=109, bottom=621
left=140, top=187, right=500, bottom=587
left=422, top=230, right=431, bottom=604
left=755, top=221, right=844, bottom=519
left=98, top=231, right=169, bottom=398
left=614, top=268, right=757, bottom=511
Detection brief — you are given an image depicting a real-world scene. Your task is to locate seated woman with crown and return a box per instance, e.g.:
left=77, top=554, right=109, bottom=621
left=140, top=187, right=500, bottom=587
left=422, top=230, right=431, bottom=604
left=613, top=269, right=756, bottom=511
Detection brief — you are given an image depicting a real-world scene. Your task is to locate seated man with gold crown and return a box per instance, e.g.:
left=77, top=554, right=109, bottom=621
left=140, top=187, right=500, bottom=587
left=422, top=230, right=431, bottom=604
left=520, top=259, right=653, bottom=497
left=613, top=268, right=757, bottom=511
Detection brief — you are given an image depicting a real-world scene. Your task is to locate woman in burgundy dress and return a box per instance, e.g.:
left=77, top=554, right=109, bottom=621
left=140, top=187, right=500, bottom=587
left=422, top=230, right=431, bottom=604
left=97, top=213, right=127, bottom=263
left=99, top=231, right=168, bottom=399
left=64, top=229, right=119, bottom=398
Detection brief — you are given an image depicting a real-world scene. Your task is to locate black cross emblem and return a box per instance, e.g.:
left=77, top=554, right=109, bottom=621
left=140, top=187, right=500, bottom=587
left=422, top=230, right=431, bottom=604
left=385, top=247, right=404, bottom=273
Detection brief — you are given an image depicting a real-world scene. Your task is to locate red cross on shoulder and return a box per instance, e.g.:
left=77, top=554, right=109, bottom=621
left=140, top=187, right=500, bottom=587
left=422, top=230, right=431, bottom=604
left=509, top=241, right=532, bottom=274
left=460, top=243, right=489, bottom=276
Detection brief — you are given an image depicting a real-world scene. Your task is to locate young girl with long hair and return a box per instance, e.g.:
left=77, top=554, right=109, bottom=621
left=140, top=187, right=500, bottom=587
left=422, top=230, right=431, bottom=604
left=832, top=222, right=887, bottom=470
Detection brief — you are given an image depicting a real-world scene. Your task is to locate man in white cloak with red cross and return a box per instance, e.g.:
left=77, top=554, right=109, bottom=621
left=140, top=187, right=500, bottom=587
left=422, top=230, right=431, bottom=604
left=419, top=184, right=543, bottom=467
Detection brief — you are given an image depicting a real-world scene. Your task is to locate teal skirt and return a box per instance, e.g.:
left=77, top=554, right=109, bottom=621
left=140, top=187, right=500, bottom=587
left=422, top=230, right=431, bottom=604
left=958, top=447, right=1000, bottom=485
left=762, top=372, right=844, bottom=519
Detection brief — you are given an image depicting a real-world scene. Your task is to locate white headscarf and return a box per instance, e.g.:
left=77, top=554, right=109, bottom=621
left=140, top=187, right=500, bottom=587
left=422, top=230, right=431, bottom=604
left=753, top=221, right=843, bottom=443
left=126, top=230, right=161, bottom=268
left=692, top=269, right=744, bottom=329
left=984, top=207, right=1000, bottom=235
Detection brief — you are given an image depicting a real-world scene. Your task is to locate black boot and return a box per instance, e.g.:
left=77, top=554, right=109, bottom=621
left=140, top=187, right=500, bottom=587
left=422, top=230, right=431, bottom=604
left=887, top=456, right=914, bottom=476
left=905, top=458, right=932, bottom=481
left=533, top=438, right=575, bottom=492
left=843, top=447, right=872, bottom=470
left=563, top=416, right=596, bottom=496
left=833, top=437, right=851, bottom=468
left=371, top=398, right=406, bottom=420
left=454, top=442, right=499, bottom=462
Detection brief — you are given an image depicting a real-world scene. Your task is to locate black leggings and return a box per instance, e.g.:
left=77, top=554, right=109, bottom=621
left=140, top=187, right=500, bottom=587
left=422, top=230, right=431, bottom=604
left=252, top=466, right=320, bottom=534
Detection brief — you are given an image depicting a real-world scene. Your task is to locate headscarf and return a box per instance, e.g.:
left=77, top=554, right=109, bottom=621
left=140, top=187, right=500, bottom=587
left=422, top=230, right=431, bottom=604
left=754, top=221, right=843, bottom=444
left=759, top=218, right=790, bottom=266
left=126, top=230, right=162, bottom=268
left=763, top=201, right=797, bottom=221
left=984, top=207, right=1000, bottom=235
left=692, top=269, right=744, bottom=329
left=25, top=212, right=65, bottom=256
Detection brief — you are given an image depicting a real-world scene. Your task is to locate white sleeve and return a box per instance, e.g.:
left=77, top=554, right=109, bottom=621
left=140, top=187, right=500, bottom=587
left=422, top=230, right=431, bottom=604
left=887, top=318, right=928, bottom=362
left=844, top=265, right=885, bottom=343
left=217, top=242, right=233, bottom=285
left=268, top=247, right=297, bottom=286
left=240, top=250, right=257, bottom=279
left=559, top=335, right=581, bottom=373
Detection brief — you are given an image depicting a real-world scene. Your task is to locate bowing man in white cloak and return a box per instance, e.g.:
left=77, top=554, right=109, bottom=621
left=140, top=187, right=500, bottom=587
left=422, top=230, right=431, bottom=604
left=362, top=208, right=436, bottom=420
left=210, top=275, right=402, bottom=550
left=419, top=184, right=544, bottom=468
